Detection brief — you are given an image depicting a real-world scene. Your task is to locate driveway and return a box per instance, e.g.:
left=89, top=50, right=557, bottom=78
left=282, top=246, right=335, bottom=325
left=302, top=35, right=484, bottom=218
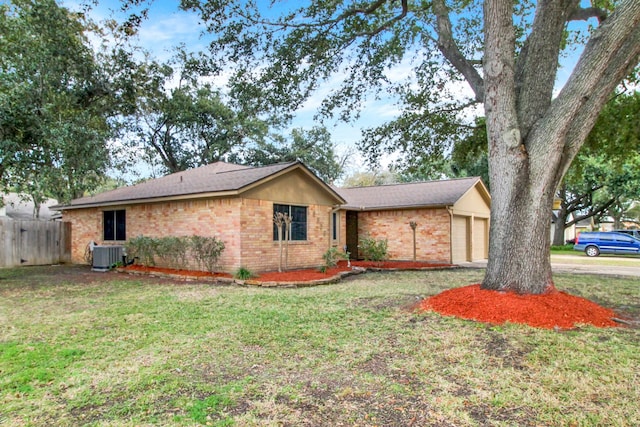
left=460, top=254, right=640, bottom=278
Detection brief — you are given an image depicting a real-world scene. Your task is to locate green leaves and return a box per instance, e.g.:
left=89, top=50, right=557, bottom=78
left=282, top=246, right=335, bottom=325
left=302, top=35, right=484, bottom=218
left=0, top=0, right=115, bottom=203
left=234, top=125, right=345, bottom=183
left=127, top=48, right=270, bottom=174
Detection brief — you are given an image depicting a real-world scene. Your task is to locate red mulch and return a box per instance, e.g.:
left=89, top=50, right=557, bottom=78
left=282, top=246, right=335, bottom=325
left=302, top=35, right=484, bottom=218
left=418, top=284, right=620, bottom=329
left=254, top=265, right=351, bottom=282
left=122, top=260, right=452, bottom=283
left=123, top=264, right=232, bottom=279
left=345, top=260, right=453, bottom=269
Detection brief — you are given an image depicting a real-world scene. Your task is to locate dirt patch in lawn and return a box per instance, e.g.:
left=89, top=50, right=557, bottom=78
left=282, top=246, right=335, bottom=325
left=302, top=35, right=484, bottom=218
left=418, top=284, right=623, bottom=329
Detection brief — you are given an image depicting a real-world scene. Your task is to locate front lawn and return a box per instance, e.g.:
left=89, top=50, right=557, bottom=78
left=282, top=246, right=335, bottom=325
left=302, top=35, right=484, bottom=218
left=1, top=266, right=638, bottom=426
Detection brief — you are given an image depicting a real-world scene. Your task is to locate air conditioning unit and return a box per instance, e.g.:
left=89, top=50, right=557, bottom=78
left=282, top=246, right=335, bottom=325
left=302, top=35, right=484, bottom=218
left=92, top=245, right=124, bottom=271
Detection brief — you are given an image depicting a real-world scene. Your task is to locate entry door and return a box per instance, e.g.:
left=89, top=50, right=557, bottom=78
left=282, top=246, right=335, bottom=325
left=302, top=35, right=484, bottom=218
left=345, top=211, right=358, bottom=259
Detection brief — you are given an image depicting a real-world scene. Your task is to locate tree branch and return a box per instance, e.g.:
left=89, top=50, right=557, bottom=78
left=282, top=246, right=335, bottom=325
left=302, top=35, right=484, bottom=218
left=432, top=0, right=484, bottom=101
left=568, top=7, right=608, bottom=23
left=238, top=0, right=407, bottom=37
left=565, top=198, right=616, bottom=227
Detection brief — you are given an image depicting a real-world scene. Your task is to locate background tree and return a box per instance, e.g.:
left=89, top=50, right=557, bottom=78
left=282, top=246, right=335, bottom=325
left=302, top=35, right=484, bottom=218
left=448, top=117, right=490, bottom=190
left=128, top=48, right=269, bottom=174
left=553, top=91, right=640, bottom=244
left=234, top=126, right=346, bottom=183
left=179, top=0, right=640, bottom=294
left=341, top=169, right=400, bottom=188
left=0, top=0, right=115, bottom=204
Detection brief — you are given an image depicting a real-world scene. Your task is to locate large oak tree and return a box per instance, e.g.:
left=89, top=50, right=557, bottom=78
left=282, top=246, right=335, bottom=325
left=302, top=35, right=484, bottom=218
left=119, top=0, right=640, bottom=294
left=181, top=0, right=640, bottom=294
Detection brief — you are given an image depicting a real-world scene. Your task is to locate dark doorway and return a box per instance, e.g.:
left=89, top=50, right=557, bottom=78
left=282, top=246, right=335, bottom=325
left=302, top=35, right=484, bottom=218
left=346, top=211, right=359, bottom=259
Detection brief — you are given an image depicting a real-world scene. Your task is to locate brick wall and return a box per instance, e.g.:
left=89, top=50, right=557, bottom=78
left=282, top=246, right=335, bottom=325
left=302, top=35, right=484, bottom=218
left=64, top=198, right=242, bottom=270
left=239, top=199, right=332, bottom=272
left=64, top=208, right=102, bottom=264
left=63, top=197, right=333, bottom=273
left=356, top=208, right=451, bottom=262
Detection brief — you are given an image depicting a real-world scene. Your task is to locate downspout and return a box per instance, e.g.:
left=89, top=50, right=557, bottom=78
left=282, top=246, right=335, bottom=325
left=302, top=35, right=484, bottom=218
left=447, top=206, right=454, bottom=264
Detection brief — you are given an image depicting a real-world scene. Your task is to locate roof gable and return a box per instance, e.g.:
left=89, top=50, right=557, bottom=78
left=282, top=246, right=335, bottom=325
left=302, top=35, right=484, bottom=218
left=337, top=177, right=489, bottom=210
left=57, top=161, right=345, bottom=210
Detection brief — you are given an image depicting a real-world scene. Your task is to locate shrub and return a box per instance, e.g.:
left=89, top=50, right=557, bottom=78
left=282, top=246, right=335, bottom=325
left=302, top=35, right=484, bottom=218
left=322, top=246, right=349, bottom=268
left=155, top=236, right=190, bottom=269
left=358, top=236, right=388, bottom=262
left=126, top=236, right=157, bottom=266
left=126, top=235, right=225, bottom=272
left=234, top=267, right=253, bottom=280
left=190, top=235, right=226, bottom=272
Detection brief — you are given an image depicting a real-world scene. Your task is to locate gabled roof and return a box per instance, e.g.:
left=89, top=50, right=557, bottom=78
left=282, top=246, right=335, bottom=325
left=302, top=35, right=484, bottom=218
left=56, top=161, right=345, bottom=210
left=336, top=177, right=489, bottom=210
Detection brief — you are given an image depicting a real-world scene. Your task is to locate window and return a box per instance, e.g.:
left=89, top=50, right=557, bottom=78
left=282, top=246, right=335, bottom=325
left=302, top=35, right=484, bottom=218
left=273, top=204, right=307, bottom=241
left=103, top=210, right=126, bottom=241
left=332, top=212, right=338, bottom=241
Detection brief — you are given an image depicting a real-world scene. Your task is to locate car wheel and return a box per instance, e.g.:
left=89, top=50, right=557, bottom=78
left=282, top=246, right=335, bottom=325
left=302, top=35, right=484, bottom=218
left=585, top=245, right=600, bottom=257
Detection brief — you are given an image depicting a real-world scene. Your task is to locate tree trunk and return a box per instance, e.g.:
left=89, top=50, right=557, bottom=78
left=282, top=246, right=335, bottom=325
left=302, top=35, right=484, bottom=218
left=481, top=0, right=558, bottom=294
left=552, top=204, right=569, bottom=246
left=483, top=166, right=556, bottom=294
left=480, top=0, right=640, bottom=294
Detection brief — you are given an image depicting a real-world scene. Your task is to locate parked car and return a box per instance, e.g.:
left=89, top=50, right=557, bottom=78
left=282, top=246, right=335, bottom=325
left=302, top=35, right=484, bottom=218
left=612, top=229, right=640, bottom=239
left=573, top=231, right=640, bottom=257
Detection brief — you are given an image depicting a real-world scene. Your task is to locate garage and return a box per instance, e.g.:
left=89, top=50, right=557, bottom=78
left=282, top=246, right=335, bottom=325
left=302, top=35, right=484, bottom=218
left=473, top=217, right=489, bottom=260
left=451, top=215, right=470, bottom=263
left=338, top=176, right=491, bottom=264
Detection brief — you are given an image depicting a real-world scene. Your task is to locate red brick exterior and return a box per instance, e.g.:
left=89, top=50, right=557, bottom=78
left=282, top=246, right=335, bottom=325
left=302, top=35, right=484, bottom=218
left=354, top=208, right=451, bottom=263
left=63, top=196, right=333, bottom=273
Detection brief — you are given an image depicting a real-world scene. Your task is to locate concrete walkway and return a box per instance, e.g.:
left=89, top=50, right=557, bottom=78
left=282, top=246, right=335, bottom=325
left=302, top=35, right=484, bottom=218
left=459, top=254, right=640, bottom=278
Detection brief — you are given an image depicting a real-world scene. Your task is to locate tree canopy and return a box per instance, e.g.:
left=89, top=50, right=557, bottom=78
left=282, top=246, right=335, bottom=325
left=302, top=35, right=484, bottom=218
left=0, top=0, right=115, bottom=204
left=125, top=48, right=270, bottom=175
left=553, top=90, right=640, bottom=242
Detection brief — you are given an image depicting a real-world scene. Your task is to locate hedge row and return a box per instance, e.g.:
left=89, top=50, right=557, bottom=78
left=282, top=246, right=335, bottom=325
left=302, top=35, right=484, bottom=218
left=125, top=235, right=225, bottom=272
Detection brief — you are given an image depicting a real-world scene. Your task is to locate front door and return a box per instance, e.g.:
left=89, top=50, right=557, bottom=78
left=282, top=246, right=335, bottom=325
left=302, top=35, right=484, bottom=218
left=345, top=211, right=358, bottom=259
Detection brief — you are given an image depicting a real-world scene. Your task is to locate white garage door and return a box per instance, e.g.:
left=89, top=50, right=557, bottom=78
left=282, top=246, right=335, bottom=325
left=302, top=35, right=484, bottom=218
left=451, top=215, right=469, bottom=263
left=473, top=218, right=488, bottom=260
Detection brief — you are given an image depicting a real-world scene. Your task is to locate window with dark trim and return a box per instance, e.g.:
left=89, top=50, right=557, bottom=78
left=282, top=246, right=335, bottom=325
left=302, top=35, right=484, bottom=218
left=273, top=204, right=307, bottom=241
left=103, top=210, right=126, bottom=241
left=332, top=212, right=338, bottom=241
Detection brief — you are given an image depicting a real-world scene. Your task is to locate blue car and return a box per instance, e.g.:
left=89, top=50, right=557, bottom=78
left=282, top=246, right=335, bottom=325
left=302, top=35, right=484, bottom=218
left=573, top=231, right=640, bottom=257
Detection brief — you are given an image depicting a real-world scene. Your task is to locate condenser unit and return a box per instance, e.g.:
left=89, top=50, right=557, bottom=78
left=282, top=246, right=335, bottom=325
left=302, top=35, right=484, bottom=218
left=92, top=245, right=124, bottom=271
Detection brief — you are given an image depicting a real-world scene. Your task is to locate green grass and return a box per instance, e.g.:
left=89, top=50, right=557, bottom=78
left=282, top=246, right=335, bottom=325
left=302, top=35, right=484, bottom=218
left=1, top=265, right=639, bottom=426
left=550, top=244, right=575, bottom=253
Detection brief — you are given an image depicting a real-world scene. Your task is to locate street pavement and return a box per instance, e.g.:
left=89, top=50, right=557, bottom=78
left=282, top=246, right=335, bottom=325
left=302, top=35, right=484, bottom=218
left=459, top=254, right=640, bottom=278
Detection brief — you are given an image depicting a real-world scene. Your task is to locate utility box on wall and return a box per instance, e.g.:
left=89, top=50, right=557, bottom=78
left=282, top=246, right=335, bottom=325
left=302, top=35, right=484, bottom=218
left=92, top=245, right=124, bottom=271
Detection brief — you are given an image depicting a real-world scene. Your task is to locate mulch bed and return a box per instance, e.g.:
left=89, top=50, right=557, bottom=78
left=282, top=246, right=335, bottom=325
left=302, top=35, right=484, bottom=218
left=119, top=260, right=454, bottom=285
left=123, top=264, right=233, bottom=279
left=418, top=284, right=622, bottom=329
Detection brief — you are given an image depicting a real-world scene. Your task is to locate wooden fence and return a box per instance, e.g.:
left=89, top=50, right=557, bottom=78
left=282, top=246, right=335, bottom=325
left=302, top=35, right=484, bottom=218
left=0, top=218, right=71, bottom=268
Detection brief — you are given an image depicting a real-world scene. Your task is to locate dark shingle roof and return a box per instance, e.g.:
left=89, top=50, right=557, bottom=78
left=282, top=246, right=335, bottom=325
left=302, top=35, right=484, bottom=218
left=57, top=161, right=310, bottom=209
left=336, top=177, right=485, bottom=210
left=55, top=161, right=486, bottom=211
